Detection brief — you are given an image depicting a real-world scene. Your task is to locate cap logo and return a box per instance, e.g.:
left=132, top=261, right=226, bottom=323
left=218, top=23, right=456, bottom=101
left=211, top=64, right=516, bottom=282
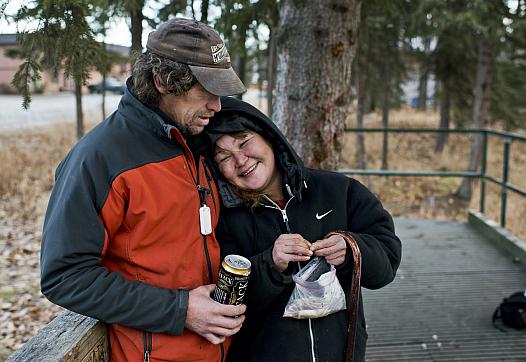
left=211, top=43, right=230, bottom=64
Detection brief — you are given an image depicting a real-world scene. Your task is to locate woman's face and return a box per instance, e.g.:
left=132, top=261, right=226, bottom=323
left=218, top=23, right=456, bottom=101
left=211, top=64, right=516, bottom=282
left=214, top=131, right=282, bottom=198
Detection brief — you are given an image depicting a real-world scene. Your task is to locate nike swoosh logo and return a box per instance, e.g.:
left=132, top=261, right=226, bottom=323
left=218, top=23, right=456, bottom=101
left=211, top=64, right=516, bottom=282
left=315, top=210, right=333, bottom=220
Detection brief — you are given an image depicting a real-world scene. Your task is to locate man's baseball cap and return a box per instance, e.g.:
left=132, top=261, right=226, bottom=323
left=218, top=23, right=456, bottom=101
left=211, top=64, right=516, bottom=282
left=146, top=18, right=246, bottom=96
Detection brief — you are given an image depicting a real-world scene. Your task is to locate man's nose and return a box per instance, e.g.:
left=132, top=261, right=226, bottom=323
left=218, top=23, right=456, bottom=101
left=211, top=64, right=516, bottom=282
left=207, top=95, right=221, bottom=112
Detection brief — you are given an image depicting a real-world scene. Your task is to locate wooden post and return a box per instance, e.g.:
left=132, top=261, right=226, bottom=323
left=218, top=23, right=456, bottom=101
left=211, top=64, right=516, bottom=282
left=7, top=311, right=108, bottom=362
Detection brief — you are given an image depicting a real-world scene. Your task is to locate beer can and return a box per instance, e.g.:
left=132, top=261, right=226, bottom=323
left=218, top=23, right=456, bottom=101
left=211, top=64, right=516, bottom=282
left=213, top=254, right=251, bottom=305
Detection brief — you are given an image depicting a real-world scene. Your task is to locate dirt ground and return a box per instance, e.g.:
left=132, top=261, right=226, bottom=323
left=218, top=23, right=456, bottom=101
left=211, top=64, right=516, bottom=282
left=0, top=109, right=525, bottom=359
left=0, top=218, right=62, bottom=360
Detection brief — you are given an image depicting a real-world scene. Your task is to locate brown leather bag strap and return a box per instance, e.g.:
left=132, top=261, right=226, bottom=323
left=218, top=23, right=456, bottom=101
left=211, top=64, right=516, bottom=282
left=325, top=231, right=362, bottom=362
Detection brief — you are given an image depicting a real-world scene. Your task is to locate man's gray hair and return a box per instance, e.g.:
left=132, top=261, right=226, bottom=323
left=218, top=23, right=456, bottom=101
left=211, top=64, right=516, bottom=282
left=131, top=51, right=197, bottom=105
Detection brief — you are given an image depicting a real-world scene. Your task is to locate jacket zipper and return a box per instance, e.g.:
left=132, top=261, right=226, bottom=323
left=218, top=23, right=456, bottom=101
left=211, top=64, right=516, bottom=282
left=202, top=159, right=217, bottom=214
left=175, top=133, right=224, bottom=361
left=143, top=331, right=152, bottom=362
left=261, top=195, right=294, bottom=233
left=261, top=194, right=317, bottom=361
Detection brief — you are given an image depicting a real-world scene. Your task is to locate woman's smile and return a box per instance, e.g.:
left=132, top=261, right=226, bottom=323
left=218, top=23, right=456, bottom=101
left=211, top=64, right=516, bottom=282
left=239, top=162, right=259, bottom=177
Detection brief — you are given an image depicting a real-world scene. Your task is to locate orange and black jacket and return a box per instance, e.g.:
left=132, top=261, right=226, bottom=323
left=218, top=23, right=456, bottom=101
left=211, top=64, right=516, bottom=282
left=40, top=82, right=227, bottom=361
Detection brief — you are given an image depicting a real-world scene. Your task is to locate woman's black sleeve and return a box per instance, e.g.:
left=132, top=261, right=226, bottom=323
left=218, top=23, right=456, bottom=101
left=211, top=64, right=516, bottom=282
left=340, top=179, right=402, bottom=289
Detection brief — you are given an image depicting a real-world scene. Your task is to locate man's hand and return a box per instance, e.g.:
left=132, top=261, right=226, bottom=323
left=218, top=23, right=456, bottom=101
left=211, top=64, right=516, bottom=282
left=185, top=285, right=246, bottom=344
left=272, top=234, right=313, bottom=272
left=310, top=234, right=347, bottom=266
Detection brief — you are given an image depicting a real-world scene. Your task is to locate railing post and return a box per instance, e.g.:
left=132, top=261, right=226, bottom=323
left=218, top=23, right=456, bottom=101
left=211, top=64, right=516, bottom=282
left=480, top=131, right=488, bottom=214
left=500, top=138, right=511, bottom=227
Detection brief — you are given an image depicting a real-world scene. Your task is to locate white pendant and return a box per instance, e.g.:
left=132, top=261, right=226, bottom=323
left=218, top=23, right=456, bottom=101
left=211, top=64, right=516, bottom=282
left=199, top=205, right=212, bottom=235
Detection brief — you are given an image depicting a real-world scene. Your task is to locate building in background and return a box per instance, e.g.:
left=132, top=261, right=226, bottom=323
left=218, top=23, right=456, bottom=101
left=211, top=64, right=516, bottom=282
left=0, top=34, right=130, bottom=95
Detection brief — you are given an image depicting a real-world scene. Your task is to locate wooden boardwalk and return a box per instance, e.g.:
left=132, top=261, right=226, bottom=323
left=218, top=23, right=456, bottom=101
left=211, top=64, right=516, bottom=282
left=363, top=218, right=526, bottom=362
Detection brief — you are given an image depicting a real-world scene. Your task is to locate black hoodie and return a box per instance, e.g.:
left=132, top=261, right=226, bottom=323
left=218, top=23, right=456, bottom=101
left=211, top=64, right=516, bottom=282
left=206, top=97, right=402, bottom=362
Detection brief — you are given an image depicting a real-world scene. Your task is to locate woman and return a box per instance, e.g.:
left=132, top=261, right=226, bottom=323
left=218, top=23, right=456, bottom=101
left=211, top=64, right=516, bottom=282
left=205, top=97, right=401, bottom=362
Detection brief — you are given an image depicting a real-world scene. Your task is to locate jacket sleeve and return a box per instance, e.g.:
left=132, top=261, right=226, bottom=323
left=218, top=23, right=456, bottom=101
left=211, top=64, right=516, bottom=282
left=217, top=214, right=293, bottom=312
left=338, top=179, right=402, bottom=289
left=40, top=155, right=188, bottom=335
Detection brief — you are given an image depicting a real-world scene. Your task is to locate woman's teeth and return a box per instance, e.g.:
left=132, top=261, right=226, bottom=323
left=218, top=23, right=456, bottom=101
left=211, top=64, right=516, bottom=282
left=241, top=163, right=258, bottom=176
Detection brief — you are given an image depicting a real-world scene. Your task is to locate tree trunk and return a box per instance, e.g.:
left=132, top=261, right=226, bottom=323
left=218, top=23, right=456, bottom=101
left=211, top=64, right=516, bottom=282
left=74, top=80, right=84, bottom=140
left=433, top=76, right=440, bottom=112
left=256, top=37, right=264, bottom=111
left=435, top=82, right=450, bottom=153
left=273, top=0, right=361, bottom=170
left=266, top=27, right=276, bottom=117
left=237, top=21, right=249, bottom=101
left=417, top=37, right=431, bottom=111
left=355, top=49, right=368, bottom=170
left=222, top=0, right=233, bottom=45
left=101, top=71, right=107, bottom=120
left=200, top=0, right=209, bottom=23
left=381, top=47, right=391, bottom=170
left=129, top=1, right=144, bottom=62
left=381, top=90, right=389, bottom=170
left=101, top=42, right=107, bottom=120
left=456, top=35, right=492, bottom=200
left=190, top=0, right=196, bottom=20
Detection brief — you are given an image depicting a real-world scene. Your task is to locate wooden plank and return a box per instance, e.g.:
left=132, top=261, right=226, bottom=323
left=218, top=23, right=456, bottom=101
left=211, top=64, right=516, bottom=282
left=6, top=310, right=107, bottom=362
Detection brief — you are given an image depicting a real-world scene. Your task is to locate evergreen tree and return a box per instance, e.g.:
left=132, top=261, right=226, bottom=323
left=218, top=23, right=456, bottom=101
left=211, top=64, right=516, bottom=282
left=424, top=0, right=477, bottom=152
left=352, top=0, right=410, bottom=170
left=105, top=0, right=151, bottom=60
left=10, top=0, right=108, bottom=139
left=455, top=1, right=520, bottom=199
left=157, top=0, right=190, bottom=21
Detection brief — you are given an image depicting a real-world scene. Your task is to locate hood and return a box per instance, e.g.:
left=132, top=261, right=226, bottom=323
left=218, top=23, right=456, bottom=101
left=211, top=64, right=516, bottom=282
left=204, top=97, right=306, bottom=208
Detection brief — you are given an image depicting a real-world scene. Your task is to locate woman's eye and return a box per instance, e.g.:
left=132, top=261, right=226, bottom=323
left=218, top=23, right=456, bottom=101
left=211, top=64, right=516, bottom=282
left=240, top=138, right=251, bottom=148
left=219, top=155, right=232, bottom=164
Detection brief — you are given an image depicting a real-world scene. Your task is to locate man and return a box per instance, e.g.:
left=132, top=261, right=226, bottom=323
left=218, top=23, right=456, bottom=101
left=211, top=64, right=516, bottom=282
left=40, top=18, right=246, bottom=361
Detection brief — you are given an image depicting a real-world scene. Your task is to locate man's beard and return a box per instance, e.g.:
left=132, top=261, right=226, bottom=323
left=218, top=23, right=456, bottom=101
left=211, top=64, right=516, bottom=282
left=182, top=111, right=214, bottom=135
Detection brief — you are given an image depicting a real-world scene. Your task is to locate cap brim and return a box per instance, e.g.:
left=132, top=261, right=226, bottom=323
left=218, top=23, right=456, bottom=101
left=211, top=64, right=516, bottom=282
left=189, top=65, right=246, bottom=96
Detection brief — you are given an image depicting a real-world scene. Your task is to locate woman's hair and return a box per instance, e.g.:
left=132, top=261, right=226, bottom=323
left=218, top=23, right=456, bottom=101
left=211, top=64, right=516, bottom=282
left=131, top=51, right=198, bottom=104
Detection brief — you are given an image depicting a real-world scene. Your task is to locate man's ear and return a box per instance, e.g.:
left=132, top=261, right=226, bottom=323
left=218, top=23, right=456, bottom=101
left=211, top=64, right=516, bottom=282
left=153, top=75, right=169, bottom=94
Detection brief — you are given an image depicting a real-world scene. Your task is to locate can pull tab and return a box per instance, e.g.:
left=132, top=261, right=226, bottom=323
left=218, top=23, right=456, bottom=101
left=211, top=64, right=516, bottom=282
left=199, top=205, right=212, bottom=235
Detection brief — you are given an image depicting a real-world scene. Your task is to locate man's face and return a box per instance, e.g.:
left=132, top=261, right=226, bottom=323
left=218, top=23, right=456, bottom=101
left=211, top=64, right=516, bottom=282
left=157, top=83, right=221, bottom=135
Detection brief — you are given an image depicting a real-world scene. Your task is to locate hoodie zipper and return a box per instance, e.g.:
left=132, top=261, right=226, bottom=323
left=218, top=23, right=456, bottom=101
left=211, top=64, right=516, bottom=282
left=261, top=195, right=294, bottom=233
left=261, top=194, right=317, bottom=362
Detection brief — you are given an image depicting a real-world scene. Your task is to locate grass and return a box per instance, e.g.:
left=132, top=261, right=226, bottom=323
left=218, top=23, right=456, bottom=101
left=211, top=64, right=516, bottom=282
left=343, top=109, right=526, bottom=240
left=0, top=124, right=78, bottom=224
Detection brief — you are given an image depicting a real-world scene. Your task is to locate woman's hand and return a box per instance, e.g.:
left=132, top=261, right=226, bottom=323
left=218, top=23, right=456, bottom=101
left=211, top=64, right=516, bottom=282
left=310, top=234, right=347, bottom=266
left=272, top=234, right=312, bottom=272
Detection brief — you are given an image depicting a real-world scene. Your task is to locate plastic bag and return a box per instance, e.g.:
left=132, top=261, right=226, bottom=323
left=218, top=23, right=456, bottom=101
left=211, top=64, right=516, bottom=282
left=283, top=256, right=346, bottom=319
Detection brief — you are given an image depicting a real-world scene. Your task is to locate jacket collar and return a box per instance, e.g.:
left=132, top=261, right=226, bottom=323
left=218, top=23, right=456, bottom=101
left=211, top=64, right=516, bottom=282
left=119, top=77, right=188, bottom=143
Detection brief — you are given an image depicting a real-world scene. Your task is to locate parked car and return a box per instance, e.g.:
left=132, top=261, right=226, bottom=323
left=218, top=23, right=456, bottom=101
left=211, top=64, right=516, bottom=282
left=88, top=80, right=126, bottom=94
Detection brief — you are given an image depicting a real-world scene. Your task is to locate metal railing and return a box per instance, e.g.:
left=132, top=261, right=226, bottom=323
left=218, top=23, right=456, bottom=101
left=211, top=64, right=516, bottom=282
left=340, top=128, right=526, bottom=228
